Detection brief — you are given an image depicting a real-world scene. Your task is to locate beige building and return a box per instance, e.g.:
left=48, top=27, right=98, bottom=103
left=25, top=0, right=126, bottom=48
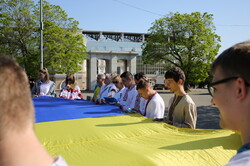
left=53, top=30, right=166, bottom=91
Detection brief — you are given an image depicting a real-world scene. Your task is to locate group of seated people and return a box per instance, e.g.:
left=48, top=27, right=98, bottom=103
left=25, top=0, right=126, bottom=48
left=92, top=69, right=197, bottom=129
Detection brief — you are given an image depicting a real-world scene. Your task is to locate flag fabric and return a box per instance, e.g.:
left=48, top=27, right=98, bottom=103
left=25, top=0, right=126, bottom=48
left=34, top=96, right=241, bottom=166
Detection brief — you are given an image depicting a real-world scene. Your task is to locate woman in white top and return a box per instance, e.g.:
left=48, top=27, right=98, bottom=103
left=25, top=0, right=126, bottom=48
left=59, top=74, right=83, bottom=100
left=32, top=68, right=56, bottom=97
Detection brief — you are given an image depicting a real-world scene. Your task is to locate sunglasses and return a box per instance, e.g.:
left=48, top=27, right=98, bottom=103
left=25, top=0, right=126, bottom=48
left=112, top=81, right=119, bottom=84
left=66, top=78, right=73, bottom=81
left=208, top=76, right=250, bottom=97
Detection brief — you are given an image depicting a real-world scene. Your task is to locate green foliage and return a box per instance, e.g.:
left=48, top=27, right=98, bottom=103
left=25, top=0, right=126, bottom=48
left=142, top=12, right=221, bottom=84
left=0, top=0, right=86, bottom=78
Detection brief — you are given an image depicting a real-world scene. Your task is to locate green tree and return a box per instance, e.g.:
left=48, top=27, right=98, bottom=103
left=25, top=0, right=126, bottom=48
left=0, top=0, right=38, bottom=74
left=142, top=12, right=221, bottom=85
left=0, top=0, right=87, bottom=78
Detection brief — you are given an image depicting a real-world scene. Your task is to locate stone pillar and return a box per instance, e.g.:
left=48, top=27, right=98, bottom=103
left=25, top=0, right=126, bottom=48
left=121, top=33, right=124, bottom=42
left=105, top=60, right=110, bottom=73
left=88, top=53, right=97, bottom=90
left=128, top=55, right=137, bottom=75
left=110, top=55, right=117, bottom=74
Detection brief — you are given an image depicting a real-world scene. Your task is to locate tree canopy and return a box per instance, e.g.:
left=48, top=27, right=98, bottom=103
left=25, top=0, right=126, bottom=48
left=142, top=12, right=221, bottom=85
left=0, top=0, right=87, bottom=78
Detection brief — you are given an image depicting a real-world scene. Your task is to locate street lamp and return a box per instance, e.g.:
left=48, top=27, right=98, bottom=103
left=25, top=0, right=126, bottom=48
left=40, top=0, right=43, bottom=69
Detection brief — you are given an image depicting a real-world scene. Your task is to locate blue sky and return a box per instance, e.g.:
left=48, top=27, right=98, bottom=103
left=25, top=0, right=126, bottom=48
left=44, top=0, right=250, bottom=54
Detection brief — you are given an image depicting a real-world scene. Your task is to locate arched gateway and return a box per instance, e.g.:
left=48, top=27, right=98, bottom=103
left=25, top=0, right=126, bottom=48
left=83, top=30, right=147, bottom=90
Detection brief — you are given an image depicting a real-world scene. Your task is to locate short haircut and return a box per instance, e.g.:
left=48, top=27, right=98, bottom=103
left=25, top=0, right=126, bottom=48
left=39, top=67, right=50, bottom=82
left=120, top=71, right=133, bottom=79
left=165, top=67, right=186, bottom=84
left=97, top=73, right=105, bottom=79
left=134, top=72, right=145, bottom=81
left=104, top=73, right=112, bottom=81
left=65, top=74, right=75, bottom=85
left=212, top=40, right=250, bottom=81
left=0, top=55, right=34, bottom=139
left=136, top=79, right=152, bottom=90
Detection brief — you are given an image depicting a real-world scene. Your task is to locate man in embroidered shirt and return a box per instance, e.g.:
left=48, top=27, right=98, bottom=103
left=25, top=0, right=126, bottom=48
left=163, top=67, right=197, bottom=129
left=209, top=41, right=250, bottom=165
left=0, top=55, right=68, bottom=166
left=136, top=79, right=165, bottom=120
left=118, top=71, right=138, bottom=112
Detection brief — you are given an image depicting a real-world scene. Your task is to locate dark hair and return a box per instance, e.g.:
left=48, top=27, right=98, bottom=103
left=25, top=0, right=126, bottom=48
left=164, top=67, right=185, bottom=84
left=120, top=71, right=133, bottom=79
left=65, top=74, right=75, bottom=85
left=212, top=40, right=250, bottom=81
left=134, top=72, right=145, bottom=81
left=136, top=79, right=151, bottom=90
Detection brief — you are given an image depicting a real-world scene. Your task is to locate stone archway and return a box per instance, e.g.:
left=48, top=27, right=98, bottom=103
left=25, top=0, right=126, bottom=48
left=86, top=50, right=137, bottom=90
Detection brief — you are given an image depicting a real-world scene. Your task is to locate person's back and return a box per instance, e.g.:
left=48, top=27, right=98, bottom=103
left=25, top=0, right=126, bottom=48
left=0, top=55, right=67, bottom=166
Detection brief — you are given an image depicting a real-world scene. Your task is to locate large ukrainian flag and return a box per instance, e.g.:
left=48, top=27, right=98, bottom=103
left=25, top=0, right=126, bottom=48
left=34, top=97, right=241, bottom=166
